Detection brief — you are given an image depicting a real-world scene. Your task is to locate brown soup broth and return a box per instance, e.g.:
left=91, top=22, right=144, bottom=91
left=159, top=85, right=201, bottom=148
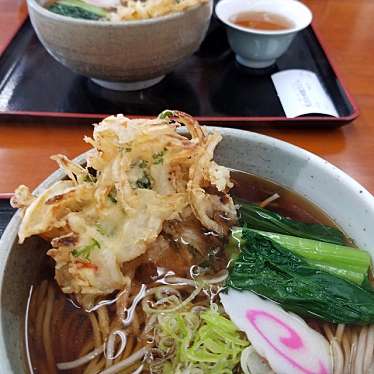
left=25, top=171, right=343, bottom=373
left=231, top=171, right=338, bottom=226
left=231, top=11, right=294, bottom=31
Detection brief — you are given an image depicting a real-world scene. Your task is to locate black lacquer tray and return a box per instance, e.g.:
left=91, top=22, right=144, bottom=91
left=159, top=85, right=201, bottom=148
left=0, top=16, right=358, bottom=127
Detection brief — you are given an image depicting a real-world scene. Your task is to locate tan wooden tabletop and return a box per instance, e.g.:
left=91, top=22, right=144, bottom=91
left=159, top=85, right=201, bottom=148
left=0, top=0, right=373, bottom=196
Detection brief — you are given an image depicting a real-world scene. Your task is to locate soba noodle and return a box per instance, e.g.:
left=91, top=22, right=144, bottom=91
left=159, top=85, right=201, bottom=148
left=315, top=321, right=374, bottom=374
left=27, top=263, right=225, bottom=374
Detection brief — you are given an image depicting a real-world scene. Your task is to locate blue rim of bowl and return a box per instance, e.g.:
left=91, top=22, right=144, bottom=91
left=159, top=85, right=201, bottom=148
left=27, top=0, right=212, bottom=27
left=215, top=0, right=313, bottom=36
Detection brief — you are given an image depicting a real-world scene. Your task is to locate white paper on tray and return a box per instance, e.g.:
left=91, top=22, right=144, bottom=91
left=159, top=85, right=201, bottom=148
left=271, top=69, right=339, bottom=118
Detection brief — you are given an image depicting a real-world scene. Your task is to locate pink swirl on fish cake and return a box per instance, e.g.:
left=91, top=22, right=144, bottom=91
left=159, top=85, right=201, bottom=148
left=246, top=310, right=329, bottom=374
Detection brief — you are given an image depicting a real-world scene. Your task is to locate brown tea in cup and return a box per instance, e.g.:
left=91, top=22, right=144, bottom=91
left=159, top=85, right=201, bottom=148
left=231, top=11, right=294, bottom=31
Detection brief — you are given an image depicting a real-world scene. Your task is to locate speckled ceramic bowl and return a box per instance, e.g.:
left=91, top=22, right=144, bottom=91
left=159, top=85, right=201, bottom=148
left=1, top=128, right=374, bottom=372
left=27, top=0, right=212, bottom=91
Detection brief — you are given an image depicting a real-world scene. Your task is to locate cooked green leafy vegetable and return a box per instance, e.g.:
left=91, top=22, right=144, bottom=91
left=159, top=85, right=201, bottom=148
left=229, top=228, right=371, bottom=284
left=227, top=229, right=374, bottom=324
left=48, top=0, right=108, bottom=20
left=237, top=200, right=346, bottom=245
left=72, top=239, right=101, bottom=260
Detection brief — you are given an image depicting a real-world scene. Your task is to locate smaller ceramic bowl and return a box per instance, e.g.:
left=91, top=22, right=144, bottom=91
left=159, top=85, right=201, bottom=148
left=27, top=0, right=212, bottom=91
left=215, top=0, right=312, bottom=68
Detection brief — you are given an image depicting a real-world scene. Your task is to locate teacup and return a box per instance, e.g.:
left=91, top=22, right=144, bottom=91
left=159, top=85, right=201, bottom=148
left=215, top=0, right=313, bottom=68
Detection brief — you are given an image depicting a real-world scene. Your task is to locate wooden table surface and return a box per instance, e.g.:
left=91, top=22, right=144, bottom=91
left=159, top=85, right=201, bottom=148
left=0, top=0, right=374, bottom=197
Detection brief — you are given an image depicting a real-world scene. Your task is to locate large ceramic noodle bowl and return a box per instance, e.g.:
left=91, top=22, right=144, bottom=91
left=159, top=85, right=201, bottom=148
left=0, top=112, right=373, bottom=373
